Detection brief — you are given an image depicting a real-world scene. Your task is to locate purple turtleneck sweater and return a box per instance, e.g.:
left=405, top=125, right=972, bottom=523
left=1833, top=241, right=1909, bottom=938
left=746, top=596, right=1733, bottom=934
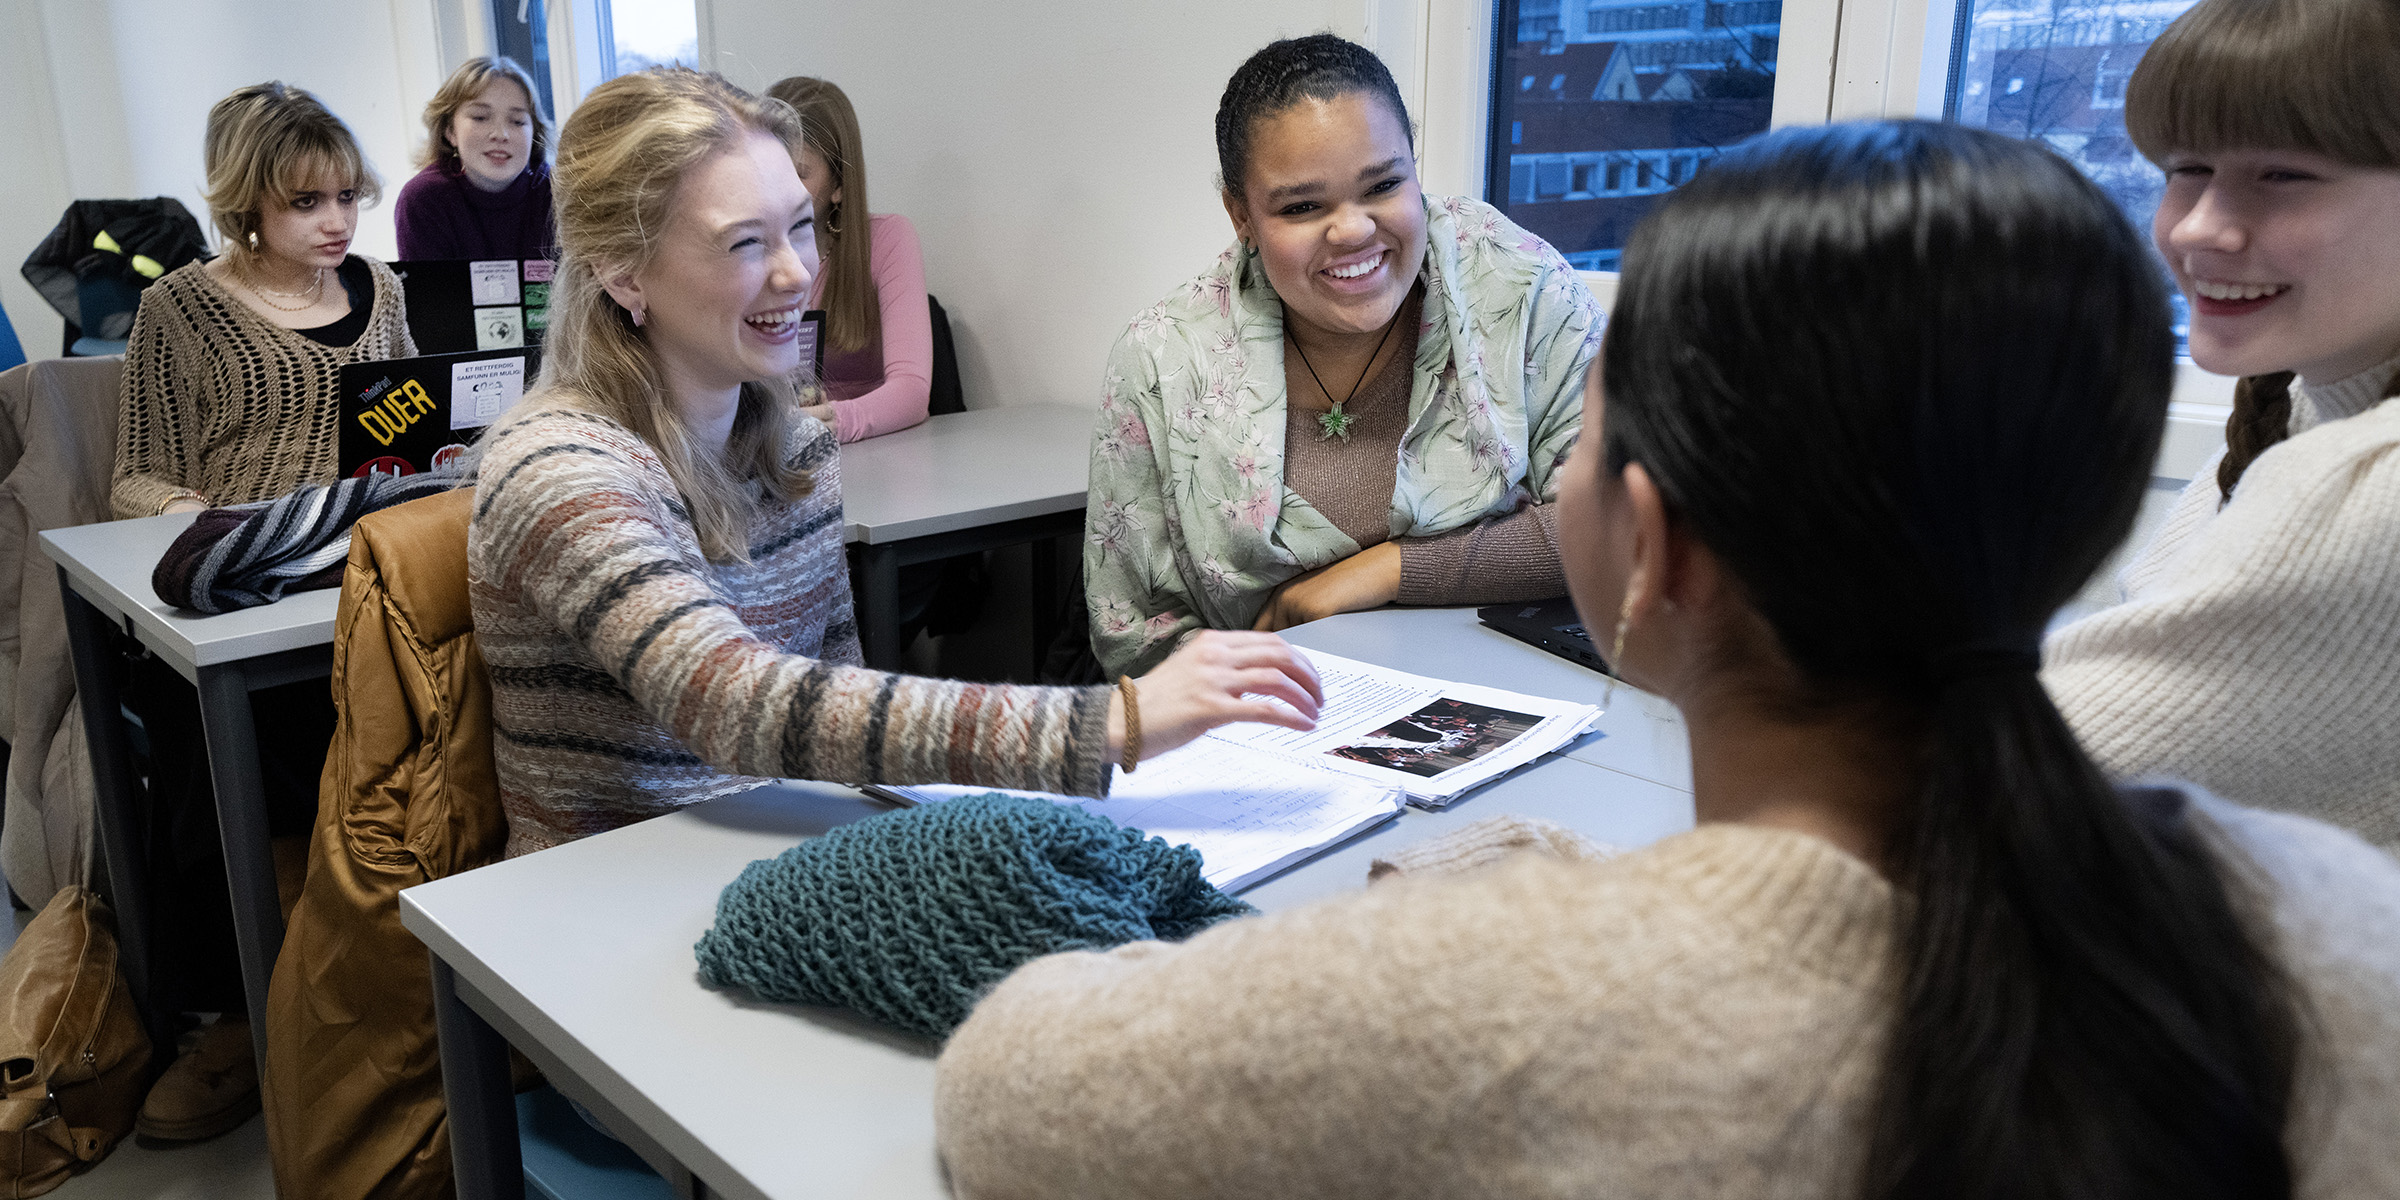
left=394, top=159, right=556, bottom=262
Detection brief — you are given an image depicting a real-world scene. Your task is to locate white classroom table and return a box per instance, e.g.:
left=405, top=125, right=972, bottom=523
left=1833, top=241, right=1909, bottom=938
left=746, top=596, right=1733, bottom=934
left=404, top=607, right=1698, bottom=1200
left=838, top=404, right=1093, bottom=669
left=44, top=510, right=343, bottom=1075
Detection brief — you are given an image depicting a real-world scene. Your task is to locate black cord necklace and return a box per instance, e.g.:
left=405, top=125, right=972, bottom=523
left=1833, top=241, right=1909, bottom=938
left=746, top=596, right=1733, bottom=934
left=1289, top=303, right=1403, bottom=443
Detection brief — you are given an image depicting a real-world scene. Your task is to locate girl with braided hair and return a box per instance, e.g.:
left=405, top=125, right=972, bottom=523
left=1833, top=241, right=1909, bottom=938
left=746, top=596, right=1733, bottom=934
left=1081, top=34, right=1602, bottom=677
left=2045, top=0, right=2400, bottom=848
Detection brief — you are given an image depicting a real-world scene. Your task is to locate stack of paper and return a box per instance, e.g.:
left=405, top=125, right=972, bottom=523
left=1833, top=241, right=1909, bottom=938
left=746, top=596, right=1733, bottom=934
left=1205, top=649, right=1602, bottom=807
left=869, top=739, right=1404, bottom=894
left=871, top=649, right=1601, bottom=893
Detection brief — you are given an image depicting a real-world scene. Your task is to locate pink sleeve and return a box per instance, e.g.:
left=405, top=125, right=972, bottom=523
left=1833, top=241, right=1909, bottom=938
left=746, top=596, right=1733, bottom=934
left=830, top=214, right=934, bottom=442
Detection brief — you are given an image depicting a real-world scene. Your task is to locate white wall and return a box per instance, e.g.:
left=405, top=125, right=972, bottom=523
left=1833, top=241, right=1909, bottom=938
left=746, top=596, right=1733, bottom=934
left=0, top=0, right=448, bottom=357
left=703, top=0, right=1367, bottom=409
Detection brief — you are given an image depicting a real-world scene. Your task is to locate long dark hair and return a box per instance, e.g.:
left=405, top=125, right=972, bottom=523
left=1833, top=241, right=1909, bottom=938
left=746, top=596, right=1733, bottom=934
left=1601, top=121, right=2297, bottom=1200
left=2124, top=0, right=2400, bottom=499
left=1214, top=34, right=1412, bottom=201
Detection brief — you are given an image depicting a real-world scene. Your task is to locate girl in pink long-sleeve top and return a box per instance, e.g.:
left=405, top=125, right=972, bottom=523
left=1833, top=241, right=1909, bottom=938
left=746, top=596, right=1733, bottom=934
left=767, top=77, right=934, bottom=442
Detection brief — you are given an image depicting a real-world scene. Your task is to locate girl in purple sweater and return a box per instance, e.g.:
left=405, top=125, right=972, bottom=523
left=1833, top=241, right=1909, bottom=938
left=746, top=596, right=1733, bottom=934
left=767, top=76, right=933, bottom=442
left=395, top=57, right=556, bottom=261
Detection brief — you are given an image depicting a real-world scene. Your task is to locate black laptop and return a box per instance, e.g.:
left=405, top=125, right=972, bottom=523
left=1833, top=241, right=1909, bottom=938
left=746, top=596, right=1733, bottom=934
left=336, top=347, right=534, bottom=478
left=389, top=258, right=553, bottom=354
left=1478, top=598, right=1609, bottom=675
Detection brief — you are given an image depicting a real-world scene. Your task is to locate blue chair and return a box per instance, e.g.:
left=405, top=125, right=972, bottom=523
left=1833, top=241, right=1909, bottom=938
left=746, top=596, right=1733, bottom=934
left=516, top=1085, right=675, bottom=1200
left=0, top=302, right=25, bottom=374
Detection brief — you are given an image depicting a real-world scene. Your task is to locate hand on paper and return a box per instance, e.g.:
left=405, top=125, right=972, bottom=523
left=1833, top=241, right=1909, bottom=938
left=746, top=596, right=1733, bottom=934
left=800, top=402, right=836, bottom=429
left=1251, top=542, right=1401, bottom=632
left=1111, top=631, right=1325, bottom=763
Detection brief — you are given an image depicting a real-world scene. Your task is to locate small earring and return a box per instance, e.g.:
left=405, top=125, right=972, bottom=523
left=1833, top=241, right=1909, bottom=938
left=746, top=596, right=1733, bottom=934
left=630, top=305, right=645, bottom=327
left=1604, top=592, right=1634, bottom=709
left=246, top=230, right=259, bottom=252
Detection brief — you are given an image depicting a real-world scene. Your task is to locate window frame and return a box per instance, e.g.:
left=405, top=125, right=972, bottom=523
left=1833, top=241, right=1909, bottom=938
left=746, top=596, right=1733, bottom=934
left=1414, top=0, right=1844, bottom=309
left=1406, top=0, right=2230, bottom=436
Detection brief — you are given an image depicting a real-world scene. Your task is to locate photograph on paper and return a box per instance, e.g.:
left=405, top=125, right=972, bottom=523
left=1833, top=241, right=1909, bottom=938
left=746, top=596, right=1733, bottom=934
left=1326, top=698, right=1543, bottom=779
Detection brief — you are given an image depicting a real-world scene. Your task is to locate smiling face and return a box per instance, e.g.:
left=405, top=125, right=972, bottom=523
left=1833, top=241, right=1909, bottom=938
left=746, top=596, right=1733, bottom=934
left=607, top=129, right=820, bottom=408
left=447, top=76, right=538, bottom=192
left=1223, top=91, right=1426, bottom=342
left=2156, top=146, right=2400, bottom=383
left=254, top=166, right=360, bottom=273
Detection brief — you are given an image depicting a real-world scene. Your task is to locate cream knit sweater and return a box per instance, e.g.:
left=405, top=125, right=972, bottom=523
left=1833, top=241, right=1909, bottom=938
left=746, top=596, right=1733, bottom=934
left=935, top=799, right=2400, bottom=1199
left=2045, top=352, right=2400, bottom=847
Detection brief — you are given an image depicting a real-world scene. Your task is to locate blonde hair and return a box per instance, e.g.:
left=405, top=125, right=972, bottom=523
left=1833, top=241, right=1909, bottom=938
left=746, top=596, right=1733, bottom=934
left=202, top=82, right=381, bottom=257
left=765, top=76, right=879, bottom=354
left=418, top=56, right=553, bottom=170
left=545, top=67, right=814, bottom=561
left=2126, top=0, right=2400, bottom=499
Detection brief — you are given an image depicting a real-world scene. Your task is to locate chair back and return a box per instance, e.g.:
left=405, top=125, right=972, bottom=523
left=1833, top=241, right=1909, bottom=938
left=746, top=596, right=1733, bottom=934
left=928, top=294, right=965, bottom=416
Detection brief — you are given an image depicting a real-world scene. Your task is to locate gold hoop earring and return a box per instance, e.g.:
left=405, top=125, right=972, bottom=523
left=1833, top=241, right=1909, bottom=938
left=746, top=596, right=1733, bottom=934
left=1604, top=592, right=1634, bottom=709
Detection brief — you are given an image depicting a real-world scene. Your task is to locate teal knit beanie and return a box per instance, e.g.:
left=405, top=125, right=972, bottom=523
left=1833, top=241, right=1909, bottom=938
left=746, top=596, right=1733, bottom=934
left=694, top=793, right=1256, bottom=1039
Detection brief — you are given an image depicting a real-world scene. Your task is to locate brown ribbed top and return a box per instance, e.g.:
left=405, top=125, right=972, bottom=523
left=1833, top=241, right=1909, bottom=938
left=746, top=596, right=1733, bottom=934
left=1282, top=311, right=1566, bottom=605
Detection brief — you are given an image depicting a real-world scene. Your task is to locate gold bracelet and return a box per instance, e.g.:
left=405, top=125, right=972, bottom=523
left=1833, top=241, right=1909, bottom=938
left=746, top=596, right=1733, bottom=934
left=1117, top=675, right=1141, bottom=774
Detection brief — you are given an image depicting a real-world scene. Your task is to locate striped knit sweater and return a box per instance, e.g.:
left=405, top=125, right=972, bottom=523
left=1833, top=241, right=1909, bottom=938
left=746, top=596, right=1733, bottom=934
left=468, top=403, right=1112, bottom=858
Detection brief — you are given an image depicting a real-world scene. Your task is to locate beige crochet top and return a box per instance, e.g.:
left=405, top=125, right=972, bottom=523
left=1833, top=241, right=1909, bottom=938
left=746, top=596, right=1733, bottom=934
left=111, top=257, right=415, bottom=518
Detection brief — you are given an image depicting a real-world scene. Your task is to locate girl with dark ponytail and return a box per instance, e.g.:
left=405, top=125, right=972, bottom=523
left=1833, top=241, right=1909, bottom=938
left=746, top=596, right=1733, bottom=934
left=935, top=120, right=2400, bottom=1199
left=2046, top=0, right=2400, bottom=848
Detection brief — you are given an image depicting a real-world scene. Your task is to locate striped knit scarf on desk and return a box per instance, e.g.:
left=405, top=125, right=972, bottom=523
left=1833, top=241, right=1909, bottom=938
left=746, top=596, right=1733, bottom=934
left=151, top=470, right=466, bottom=613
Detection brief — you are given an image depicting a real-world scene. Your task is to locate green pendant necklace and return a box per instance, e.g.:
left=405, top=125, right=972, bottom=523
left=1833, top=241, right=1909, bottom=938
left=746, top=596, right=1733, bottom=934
left=1290, top=305, right=1403, bottom=443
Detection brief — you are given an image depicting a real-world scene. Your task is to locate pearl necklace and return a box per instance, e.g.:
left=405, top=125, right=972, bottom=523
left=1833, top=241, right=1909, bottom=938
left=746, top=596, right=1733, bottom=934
left=238, top=262, right=329, bottom=313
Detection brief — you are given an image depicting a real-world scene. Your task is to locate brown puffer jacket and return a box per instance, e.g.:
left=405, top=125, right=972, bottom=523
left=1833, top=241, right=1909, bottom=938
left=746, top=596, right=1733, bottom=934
left=261, top=486, right=503, bottom=1198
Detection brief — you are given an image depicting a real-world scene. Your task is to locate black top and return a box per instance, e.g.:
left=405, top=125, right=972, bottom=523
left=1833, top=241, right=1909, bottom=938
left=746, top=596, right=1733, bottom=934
left=296, top=258, right=375, bottom=348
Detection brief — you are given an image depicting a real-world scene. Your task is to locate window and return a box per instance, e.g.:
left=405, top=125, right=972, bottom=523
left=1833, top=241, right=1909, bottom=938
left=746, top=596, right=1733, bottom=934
left=606, top=0, right=698, bottom=77
left=489, top=0, right=557, bottom=116
left=1486, top=0, right=1781, bottom=273
left=1946, top=0, right=2205, bottom=341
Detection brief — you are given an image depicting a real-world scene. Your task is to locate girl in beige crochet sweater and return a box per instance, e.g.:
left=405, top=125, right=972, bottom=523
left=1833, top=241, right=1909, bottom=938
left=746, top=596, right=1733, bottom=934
left=113, top=82, right=415, bottom=519
left=935, top=121, right=2400, bottom=1200
left=2041, top=0, right=2400, bottom=847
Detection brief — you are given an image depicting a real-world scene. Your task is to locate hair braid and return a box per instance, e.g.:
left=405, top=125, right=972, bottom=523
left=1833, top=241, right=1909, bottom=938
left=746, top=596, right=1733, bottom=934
left=2216, top=372, right=2296, bottom=501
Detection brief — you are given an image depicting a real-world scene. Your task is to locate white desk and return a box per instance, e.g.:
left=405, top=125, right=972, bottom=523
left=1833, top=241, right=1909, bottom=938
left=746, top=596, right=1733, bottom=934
left=42, top=511, right=343, bottom=1074
left=406, top=759, right=1692, bottom=1200
left=838, top=405, right=1093, bottom=669
left=1281, top=606, right=1692, bottom=793
left=406, top=604, right=1697, bottom=1200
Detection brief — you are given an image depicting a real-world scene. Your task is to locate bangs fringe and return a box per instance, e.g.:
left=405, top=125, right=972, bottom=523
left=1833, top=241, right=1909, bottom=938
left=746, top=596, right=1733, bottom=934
left=267, top=133, right=382, bottom=206
left=2126, top=0, right=2400, bottom=168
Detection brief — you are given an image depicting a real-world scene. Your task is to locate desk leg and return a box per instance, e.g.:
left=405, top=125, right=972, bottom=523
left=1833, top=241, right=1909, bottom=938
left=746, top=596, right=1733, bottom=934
left=56, top=567, right=170, bottom=1059
left=433, top=955, right=524, bottom=1200
left=855, top=543, right=903, bottom=671
left=192, top=664, right=284, bottom=1082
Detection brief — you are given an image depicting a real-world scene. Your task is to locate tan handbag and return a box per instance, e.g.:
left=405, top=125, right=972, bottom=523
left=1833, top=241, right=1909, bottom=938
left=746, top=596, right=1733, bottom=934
left=0, top=886, right=152, bottom=1197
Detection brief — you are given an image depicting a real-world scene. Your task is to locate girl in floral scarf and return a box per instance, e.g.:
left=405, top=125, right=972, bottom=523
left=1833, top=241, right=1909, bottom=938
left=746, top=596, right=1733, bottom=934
left=1085, top=34, right=1603, bottom=676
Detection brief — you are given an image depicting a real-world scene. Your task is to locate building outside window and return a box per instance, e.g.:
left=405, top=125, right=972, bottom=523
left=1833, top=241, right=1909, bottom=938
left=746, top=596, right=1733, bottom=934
left=1946, top=0, right=2204, bottom=340
left=1485, top=0, right=1782, bottom=272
